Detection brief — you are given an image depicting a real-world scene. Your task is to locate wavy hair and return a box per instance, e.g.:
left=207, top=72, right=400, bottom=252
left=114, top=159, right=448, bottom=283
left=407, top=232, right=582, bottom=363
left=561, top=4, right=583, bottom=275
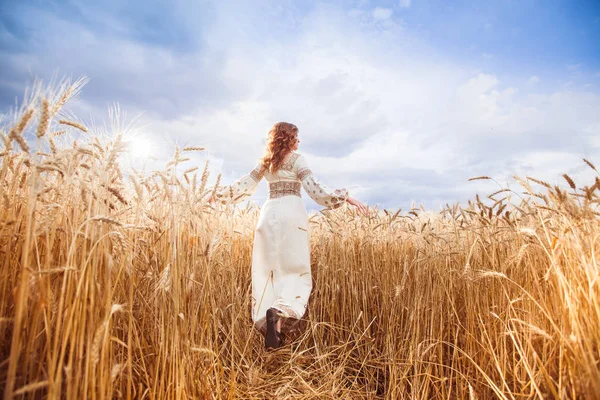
left=260, top=122, right=299, bottom=174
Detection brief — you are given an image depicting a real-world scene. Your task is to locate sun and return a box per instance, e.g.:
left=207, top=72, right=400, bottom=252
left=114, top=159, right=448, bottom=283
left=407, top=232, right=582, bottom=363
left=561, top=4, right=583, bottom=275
left=125, top=135, right=155, bottom=159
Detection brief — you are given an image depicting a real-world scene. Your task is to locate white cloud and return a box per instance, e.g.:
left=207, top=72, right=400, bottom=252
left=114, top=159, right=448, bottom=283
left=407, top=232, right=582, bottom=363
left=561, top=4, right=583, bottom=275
left=372, top=7, right=393, bottom=21
left=528, top=75, right=540, bottom=84
left=509, top=151, right=588, bottom=183
left=399, top=0, right=412, bottom=8
left=2, top=0, right=600, bottom=211
left=584, top=123, right=600, bottom=148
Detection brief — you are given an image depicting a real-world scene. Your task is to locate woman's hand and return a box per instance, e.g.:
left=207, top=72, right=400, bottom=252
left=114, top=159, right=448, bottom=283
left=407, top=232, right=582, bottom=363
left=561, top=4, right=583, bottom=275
left=346, top=196, right=368, bottom=215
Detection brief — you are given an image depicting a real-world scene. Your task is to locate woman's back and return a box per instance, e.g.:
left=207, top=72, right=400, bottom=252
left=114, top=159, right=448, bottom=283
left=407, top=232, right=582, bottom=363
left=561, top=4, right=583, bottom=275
left=262, top=153, right=302, bottom=201
left=263, top=152, right=301, bottom=183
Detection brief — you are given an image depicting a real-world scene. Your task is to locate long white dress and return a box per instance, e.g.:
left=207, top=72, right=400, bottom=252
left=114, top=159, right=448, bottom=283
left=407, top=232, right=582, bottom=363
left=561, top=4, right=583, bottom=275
left=213, top=152, right=349, bottom=334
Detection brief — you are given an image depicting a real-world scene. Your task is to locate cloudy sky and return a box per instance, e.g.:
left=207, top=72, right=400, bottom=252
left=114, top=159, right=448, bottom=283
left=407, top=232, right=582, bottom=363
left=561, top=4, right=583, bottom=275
left=1, top=0, right=600, bottom=212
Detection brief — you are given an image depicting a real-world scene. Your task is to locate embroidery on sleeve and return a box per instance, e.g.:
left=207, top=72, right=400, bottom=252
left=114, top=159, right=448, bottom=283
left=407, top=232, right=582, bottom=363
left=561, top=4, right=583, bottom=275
left=250, top=164, right=266, bottom=182
left=331, top=201, right=344, bottom=209
left=297, top=168, right=312, bottom=181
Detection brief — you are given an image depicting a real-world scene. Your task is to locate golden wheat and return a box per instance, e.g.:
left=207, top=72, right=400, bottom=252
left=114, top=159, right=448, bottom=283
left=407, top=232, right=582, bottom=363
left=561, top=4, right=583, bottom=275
left=1, top=81, right=599, bottom=399
left=58, top=119, right=88, bottom=132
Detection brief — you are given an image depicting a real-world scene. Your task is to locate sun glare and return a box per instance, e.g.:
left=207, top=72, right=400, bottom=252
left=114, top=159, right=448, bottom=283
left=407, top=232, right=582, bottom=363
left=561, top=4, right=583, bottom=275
left=125, top=135, right=154, bottom=159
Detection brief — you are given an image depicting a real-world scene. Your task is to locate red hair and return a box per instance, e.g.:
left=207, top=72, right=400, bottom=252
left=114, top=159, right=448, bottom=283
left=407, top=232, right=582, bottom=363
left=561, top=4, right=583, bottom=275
left=260, top=122, right=298, bottom=174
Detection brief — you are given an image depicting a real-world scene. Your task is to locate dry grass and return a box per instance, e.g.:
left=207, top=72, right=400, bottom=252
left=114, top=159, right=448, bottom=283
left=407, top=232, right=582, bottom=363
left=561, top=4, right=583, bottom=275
left=1, top=80, right=599, bottom=399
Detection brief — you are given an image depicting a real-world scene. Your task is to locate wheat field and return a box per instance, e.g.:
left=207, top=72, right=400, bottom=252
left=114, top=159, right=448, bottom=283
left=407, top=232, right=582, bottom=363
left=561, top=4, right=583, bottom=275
left=1, top=79, right=599, bottom=399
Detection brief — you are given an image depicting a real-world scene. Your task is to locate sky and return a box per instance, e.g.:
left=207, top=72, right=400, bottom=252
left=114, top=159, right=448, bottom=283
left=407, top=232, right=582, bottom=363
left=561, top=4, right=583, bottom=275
left=1, top=0, right=600, bottom=212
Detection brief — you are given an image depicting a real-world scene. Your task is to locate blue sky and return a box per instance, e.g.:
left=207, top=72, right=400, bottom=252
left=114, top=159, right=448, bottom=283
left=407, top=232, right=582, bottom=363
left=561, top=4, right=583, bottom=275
left=1, top=0, right=600, bottom=212
left=401, top=0, right=600, bottom=70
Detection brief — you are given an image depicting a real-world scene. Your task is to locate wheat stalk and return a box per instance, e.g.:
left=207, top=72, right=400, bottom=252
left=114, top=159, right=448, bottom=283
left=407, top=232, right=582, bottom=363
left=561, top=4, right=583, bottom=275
left=59, top=119, right=88, bottom=132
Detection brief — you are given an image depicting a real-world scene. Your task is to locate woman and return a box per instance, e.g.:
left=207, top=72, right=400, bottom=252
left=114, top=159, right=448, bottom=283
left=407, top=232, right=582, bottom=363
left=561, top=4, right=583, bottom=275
left=208, top=122, right=368, bottom=349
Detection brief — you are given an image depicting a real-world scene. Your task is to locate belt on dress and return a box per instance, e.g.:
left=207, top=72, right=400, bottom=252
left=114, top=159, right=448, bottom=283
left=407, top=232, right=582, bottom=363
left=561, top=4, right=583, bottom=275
left=268, top=181, right=302, bottom=199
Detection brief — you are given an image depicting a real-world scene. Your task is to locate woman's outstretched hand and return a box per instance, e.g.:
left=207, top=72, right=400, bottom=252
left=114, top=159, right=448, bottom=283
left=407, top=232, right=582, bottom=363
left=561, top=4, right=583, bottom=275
left=346, top=196, right=368, bottom=215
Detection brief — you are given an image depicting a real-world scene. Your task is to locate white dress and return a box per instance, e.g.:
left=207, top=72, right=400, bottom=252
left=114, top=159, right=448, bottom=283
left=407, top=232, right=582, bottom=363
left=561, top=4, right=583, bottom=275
left=214, top=152, right=349, bottom=334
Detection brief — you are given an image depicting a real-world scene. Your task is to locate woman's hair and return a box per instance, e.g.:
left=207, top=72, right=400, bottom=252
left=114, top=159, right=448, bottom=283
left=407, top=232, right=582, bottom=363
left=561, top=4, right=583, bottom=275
left=260, top=122, right=298, bottom=174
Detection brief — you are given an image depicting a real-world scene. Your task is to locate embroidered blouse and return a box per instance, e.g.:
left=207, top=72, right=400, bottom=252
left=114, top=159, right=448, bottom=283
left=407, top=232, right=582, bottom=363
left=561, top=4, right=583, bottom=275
left=212, top=152, right=349, bottom=209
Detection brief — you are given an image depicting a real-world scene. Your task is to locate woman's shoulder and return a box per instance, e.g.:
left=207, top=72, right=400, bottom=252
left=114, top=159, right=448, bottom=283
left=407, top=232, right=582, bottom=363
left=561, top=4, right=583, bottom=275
left=288, top=152, right=305, bottom=170
left=291, top=152, right=305, bottom=163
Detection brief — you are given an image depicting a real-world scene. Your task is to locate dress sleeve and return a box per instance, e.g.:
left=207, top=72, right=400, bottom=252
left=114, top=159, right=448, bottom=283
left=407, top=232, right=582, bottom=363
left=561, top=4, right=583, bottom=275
left=214, top=160, right=265, bottom=204
left=296, top=154, right=349, bottom=209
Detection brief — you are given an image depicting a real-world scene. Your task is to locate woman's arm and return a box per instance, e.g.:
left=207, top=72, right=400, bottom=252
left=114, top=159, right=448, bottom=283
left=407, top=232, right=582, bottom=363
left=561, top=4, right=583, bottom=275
left=296, top=154, right=349, bottom=209
left=209, top=161, right=265, bottom=205
left=295, top=154, right=368, bottom=214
